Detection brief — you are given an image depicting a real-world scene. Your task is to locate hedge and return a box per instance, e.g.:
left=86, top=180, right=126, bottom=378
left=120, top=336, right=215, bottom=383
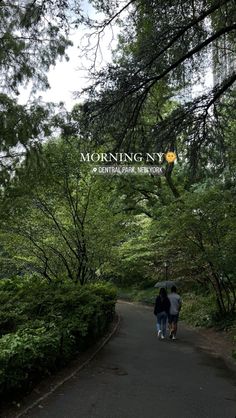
left=0, top=278, right=117, bottom=396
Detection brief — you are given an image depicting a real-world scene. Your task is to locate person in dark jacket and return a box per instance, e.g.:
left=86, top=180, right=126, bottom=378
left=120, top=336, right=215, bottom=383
left=154, top=288, right=170, bottom=339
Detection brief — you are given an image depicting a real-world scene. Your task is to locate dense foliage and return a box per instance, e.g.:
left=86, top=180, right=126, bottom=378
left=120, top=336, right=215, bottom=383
left=0, top=277, right=116, bottom=397
left=73, top=0, right=236, bottom=179
left=0, top=0, right=235, bottom=398
left=0, top=0, right=79, bottom=178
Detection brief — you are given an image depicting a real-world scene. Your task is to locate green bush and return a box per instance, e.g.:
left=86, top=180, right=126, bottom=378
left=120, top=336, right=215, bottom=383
left=0, top=323, right=61, bottom=394
left=180, top=293, right=217, bottom=327
left=118, top=287, right=157, bottom=305
left=0, top=277, right=117, bottom=396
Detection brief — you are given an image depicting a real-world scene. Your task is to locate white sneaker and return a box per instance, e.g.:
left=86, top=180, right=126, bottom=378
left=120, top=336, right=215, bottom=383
left=158, top=330, right=162, bottom=338
left=161, top=335, right=165, bottom=340
left=172, top=335, right=176, bottom=340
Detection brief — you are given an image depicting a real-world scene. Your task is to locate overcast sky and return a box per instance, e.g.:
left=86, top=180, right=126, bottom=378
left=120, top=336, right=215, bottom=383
left=19, top=2, right=119, bottom=110
left=18, top=2, right=213, bottom=110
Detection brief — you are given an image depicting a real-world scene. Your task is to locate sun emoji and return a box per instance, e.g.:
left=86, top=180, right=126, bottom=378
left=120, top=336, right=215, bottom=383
left=165, top=151, right=177, bottom=163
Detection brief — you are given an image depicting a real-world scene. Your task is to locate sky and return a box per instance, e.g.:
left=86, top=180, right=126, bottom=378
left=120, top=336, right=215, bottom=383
left=18, top=2, right=119, bottom=110
left=18, top=2, right=213, bottom=110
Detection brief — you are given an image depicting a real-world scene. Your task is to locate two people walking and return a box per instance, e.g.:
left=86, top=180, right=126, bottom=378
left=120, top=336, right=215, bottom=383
left=154, top=286, right=182, bottom=340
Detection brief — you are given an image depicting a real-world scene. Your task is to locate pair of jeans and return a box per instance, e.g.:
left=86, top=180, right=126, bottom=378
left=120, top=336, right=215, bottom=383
left=156, top=311, right=168, bottom=336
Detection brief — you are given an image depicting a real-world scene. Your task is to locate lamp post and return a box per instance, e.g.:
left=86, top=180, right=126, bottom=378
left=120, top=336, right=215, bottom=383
left=164, top=261, right=169, bottom=282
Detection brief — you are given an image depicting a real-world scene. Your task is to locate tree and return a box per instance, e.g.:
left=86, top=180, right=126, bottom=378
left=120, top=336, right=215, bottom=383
left=0, top=138, right=129, bottom=284
left=1, top=139, right=91, bottom=283
left=0, top=1, right=77, bottom=94
left=151, top=184, right=236, bottom=315
left=0, top=0, right=82, bottom=180
left=74, top=0, right=236, bottom=182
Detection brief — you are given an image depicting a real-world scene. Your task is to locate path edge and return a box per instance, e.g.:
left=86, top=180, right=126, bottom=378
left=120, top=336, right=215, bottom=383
left=14, top=313, right=121, bottom=418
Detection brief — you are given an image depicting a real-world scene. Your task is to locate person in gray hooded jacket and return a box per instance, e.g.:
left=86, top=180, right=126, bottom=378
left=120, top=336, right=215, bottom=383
left=168, top=286, right=182, bottom=340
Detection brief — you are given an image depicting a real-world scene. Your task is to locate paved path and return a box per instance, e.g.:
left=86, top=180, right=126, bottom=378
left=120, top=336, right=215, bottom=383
left=24, top=302, right=236, bottom=418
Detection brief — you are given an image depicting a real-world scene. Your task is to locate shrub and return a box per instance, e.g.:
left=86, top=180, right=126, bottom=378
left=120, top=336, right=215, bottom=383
left=180, top=293, right=217, bottom=327
left=118, top=287, right=157, bottom=305
left=0, top=277, right=117, bottom=396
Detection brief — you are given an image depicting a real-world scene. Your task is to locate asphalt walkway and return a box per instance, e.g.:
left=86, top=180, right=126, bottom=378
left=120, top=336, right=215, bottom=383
left=23, top=301, right=236, bottom=418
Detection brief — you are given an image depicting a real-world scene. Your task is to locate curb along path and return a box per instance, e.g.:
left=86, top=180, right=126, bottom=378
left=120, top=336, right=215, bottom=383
left=2, top=314, right=120, bottom=418
left=5, top=302, right=236, bottom=418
